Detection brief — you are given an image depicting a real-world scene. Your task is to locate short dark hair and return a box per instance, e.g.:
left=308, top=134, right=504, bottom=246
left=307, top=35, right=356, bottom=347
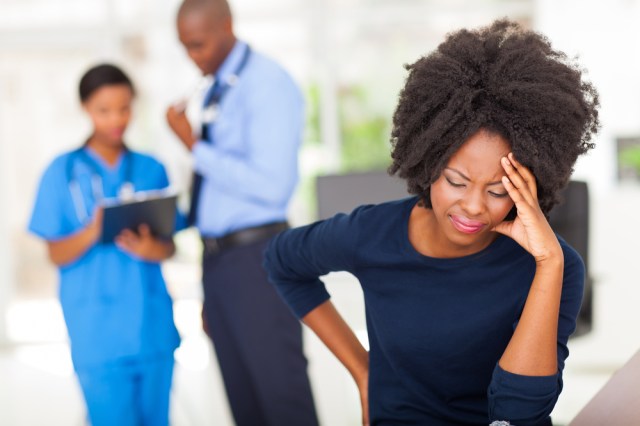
left=78, top=63, right=135, bottom=102
left=388, top=19, right=600, bottom=215
left=178, top=0, right=232, bottom=22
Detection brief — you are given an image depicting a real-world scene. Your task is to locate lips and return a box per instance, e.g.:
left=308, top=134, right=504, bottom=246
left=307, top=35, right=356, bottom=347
left=110, top=128, right=126, bottom=139
left=449, top=214, right=486, bottom=234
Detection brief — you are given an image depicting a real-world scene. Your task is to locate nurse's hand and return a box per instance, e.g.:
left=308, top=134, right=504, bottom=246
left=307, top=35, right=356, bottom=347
left=166, top=103, right=197, bottom=150
left=115, top=224, right=176, bottom=262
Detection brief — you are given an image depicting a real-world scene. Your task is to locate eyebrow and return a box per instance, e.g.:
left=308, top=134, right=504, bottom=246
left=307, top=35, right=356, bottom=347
left=444, top=167, right=504, bottom=186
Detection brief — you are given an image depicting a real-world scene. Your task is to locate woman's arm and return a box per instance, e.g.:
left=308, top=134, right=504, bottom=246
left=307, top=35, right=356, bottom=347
left=303, top=301, right=370, bottom=425
left=488, top=153, right=585, bottom=424
left=494, top=153, right=564, bottom=376
left=498, top=255, right=563, bottom=375
left=264, top=210, right=367, bottom=422
left=47, top=208, right=102, bottom=266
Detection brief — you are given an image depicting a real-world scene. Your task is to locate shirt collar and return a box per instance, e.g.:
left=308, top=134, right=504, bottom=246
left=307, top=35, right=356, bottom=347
left=83, top=145, right=125, bottom=173
left=214, top=40, right=248, bottom=86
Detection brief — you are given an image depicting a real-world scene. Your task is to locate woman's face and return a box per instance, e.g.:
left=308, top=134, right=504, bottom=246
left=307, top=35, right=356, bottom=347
left=428, top=129, right=515, bottom=256
left=83, top=84, right=133, bottom=147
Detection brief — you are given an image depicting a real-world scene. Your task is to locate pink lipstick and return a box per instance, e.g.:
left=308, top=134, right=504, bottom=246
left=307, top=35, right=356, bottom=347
left=449, top=215, right=485, bottom=234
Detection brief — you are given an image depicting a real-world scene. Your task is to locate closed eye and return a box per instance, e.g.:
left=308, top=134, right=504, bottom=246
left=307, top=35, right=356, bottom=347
left=445, top=177, right=465, bottom=188
left=489, top=191, right=509, bottom=198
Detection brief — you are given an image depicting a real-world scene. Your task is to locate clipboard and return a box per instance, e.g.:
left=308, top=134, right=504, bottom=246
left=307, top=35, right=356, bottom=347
left=100, top=192, right=178, bottom=244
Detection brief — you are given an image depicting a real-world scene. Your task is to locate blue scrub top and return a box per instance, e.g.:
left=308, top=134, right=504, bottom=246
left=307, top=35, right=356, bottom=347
left=28, top=147, right=180, bottom=368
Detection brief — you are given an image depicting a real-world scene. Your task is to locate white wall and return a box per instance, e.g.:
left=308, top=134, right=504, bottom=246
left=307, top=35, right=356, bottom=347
left=0, top=83, right=12, bottom=345
left=535, top=0, right=640, bottom=193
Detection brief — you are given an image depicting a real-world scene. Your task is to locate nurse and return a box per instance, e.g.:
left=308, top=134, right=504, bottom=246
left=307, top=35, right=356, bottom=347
left=28, top=64, right=180, bottom=426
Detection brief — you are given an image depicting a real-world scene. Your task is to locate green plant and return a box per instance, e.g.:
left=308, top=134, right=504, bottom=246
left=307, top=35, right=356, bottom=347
left=619, top=145, right=640, bottom=176
left=338, top=85, right=392, bottom=172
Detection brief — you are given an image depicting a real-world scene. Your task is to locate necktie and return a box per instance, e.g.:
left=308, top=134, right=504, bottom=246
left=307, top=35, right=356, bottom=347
left=186, top=78, right=223, bottom=227
left=185, top=45, right=252, bottom=227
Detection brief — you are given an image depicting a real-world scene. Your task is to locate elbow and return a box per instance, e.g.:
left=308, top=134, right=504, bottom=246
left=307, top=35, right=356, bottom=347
left=48, top=253, right=63, bottom=266
left=46, top=240, right=84, bottom=267
left=262, top=236, right=280, bottom=281
left=47, top=249, right=71, bottom=267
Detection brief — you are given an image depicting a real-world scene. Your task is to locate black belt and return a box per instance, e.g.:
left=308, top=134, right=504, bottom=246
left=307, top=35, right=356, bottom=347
left=202, top=222, right=289, bottom=256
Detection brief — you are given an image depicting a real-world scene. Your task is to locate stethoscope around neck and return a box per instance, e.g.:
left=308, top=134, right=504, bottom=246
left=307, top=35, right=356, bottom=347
left=66, top=144, right=134, bottom=224
left=201, top=45, right=252, bottom=126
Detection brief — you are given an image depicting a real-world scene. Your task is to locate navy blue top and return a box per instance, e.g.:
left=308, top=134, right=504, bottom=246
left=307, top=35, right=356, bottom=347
left=264, top=197, right=584, bottom=425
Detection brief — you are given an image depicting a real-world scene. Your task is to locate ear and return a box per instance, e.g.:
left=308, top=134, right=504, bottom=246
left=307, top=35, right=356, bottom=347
left=221, top=16, right=233, bottom=34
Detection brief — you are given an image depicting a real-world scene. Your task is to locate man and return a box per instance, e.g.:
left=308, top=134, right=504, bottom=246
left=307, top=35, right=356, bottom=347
left=166, top=1, right=318, bottom=425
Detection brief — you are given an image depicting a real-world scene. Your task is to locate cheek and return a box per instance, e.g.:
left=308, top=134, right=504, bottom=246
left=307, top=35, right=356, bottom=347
left=429, top=181, right=458, bottom=214
left=89, top=114, right=107, bottom=129
left=120, top=111, right=132, bottom=124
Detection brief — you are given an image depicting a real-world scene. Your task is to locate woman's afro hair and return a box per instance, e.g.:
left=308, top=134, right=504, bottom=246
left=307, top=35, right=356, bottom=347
left=388, top=19, right=599, bottom=215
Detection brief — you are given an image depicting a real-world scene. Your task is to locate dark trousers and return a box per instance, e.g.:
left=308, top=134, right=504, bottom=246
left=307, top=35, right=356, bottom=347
left=201, top=237, right=319, bottom=426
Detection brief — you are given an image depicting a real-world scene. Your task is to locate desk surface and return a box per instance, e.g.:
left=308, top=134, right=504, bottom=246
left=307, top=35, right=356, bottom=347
left=569, top=348, right=640, bottom=425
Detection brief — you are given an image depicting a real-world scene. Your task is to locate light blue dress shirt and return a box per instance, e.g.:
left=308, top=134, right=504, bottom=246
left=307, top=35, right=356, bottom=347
left=28, top=147, right=180, bottom=368
left=192, top=41, right=304, bottom=237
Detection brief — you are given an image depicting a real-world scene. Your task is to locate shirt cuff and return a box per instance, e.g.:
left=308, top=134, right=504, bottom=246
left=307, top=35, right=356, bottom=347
left=491, top=364, right=559, bottom=392
left=488, top=364, right=560, bottom=424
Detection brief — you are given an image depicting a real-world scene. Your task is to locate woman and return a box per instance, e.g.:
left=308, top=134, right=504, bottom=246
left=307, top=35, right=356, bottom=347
left=28, top=64, right=180, bottom=426
left=264, top=20, right=599, bottom=426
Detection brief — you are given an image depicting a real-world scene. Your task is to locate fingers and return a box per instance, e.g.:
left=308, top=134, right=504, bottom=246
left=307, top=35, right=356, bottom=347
left=138, top=224, right=152, bottom=238
left=501, top=155, right=536, bottom=205
left=501, top=175, right=525, bottom=205
left=506, top=153, right=538, bottom=199
left=115, top=229, right=137, bottom=250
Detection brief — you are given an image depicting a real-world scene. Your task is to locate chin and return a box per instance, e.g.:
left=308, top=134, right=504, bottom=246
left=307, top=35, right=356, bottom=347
left=106, top=138, right=125, bottom=148
left=448, top=228, right=494, bottom=251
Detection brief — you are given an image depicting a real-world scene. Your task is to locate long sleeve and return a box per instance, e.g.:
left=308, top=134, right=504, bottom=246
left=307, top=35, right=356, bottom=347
left=487, top=240, right=585, bottom=425
left=264, top=210, right=362, bottom=318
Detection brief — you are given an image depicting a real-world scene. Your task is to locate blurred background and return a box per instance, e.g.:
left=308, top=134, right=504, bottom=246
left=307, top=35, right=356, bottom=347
left=1, top=0, right=640, bottom=424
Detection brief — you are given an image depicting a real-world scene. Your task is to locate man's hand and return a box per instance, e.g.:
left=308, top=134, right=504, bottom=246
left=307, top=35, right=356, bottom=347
left=166, top=103, right=197, bottom=150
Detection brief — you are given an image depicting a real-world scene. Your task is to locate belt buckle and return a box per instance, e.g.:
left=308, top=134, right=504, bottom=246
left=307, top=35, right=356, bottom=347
left=204, top=238, right=221, bottom=256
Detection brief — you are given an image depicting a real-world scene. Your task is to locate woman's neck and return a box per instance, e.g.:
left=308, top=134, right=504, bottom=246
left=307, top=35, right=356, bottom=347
left=86, top=136, right=124, bottom=166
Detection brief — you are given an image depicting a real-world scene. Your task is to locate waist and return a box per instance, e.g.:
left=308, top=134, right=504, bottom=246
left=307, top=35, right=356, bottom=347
left=202, top=221, right=289, bottom=256
left=195, top=190, right=291, bottom=234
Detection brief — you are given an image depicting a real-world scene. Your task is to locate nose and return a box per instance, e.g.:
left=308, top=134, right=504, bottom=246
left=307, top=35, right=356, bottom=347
left=108, top=110, right=129, bottom=129
left=459, top=187, right=485, bottom=217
